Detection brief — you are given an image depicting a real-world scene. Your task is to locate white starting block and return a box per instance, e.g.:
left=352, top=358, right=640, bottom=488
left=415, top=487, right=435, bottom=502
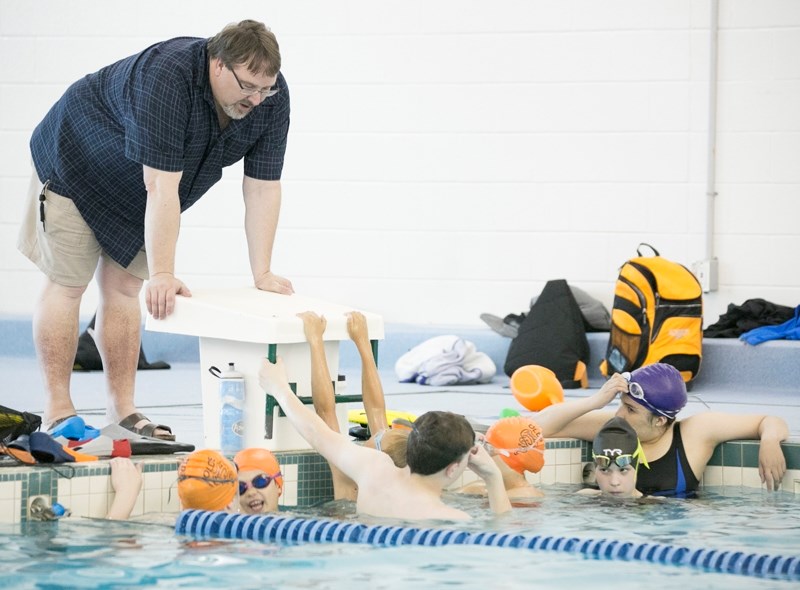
left=145, top=288, right=384, bottom=452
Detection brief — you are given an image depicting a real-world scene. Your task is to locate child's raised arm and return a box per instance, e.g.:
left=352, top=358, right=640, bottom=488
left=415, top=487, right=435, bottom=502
left=258, top=357, right=385, bottom=483
left=467, top=440, right=512, bottom=515
left=536, top=373, right=628, bottom=439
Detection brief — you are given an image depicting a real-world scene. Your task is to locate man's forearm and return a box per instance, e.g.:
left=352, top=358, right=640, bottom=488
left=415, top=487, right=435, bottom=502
left=143, top=171, right=182, bottom=275
left=243, top=178, right=281, bottom=281
left=145, top=203, right=180, bottom=275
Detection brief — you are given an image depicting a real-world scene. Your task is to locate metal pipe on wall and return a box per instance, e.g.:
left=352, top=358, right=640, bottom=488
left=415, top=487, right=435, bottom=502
left=693, top=0, right=720, bottom=293
left=706, top=0, right=719, bottom=262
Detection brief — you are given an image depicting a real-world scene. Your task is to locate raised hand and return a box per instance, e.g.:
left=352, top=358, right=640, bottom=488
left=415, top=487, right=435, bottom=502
left=298, top=311, right=326, bottom=342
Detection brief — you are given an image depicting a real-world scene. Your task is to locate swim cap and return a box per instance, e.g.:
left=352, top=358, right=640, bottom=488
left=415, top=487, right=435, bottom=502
left=178, top=449, right=237, bottom=511
left=485, top=416, right=545, bottom=474
left=234, top=448, right=283, bottom=491
left=592, top=417, right=648, bottom=470
left=626, top=363, right=687, bottom=419
left=510, top=365, right=564, bottom=412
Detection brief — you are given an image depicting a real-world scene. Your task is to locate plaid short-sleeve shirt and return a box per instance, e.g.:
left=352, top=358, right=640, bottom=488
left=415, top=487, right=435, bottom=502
left=30, top=37, right=290, bottom=267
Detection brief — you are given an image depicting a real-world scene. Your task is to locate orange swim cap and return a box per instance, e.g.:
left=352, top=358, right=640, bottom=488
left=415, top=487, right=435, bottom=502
left=177, top=449, right=237, bottom=511
left=234, top=447, right=283, bottom=492
left=485, top=416, right=546, bottom=474
left=510, top=365, right=564, bottom=411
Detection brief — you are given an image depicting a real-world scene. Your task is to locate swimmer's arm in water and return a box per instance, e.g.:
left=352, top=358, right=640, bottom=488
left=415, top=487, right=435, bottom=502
left=467, top=439, right=512, bottom=514
left=682, top=412, right=788, bottom=491
left=106, top=458, right=143, bottom=520
left=259, top=357, right=386, bottom=482
left=756, top=416, right=789, bottom=490
left=575, top=488, right=601, bottom=496
left=536, top=373, right=628, bottom=440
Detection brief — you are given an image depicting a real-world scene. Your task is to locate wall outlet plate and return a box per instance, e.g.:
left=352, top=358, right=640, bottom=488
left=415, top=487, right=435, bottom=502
left=691, top=258, right=719, bottom=293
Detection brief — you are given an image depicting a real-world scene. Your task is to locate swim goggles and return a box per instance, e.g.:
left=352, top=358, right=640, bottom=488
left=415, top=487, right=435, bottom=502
left=239, top=473, right=281, bottom=495
left=621, top=372, right=672, bottom=418
left=592, top=453, right=636, bottom=469
left=481, top=435, right=545, bottom=458
left=177, top=475, right=237, bottom=485
left=374, top=430, right=385, bottom=452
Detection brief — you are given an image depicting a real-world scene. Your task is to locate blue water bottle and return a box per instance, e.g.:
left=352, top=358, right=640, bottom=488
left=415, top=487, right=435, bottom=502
left=209, top=363, right=245, bottom=455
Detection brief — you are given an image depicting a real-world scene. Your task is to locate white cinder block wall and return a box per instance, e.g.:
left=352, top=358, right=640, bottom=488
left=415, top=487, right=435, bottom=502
left=1, top=0, right=798, bottom=326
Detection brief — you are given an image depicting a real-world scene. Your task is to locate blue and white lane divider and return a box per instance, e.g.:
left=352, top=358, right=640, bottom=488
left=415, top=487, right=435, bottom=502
left=175, top=510, right=800, bottom=581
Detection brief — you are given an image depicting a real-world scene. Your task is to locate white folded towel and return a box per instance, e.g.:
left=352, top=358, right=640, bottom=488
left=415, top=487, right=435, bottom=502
left=395, top=335, right=496, bottom=386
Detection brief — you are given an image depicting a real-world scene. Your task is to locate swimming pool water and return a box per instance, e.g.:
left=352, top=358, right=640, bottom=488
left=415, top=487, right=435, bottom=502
left=1, top=485, right=797, bottom=589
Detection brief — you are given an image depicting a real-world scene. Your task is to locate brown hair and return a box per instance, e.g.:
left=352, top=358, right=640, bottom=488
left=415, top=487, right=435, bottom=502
left=406, top=411, right=474, bottom=475
left=379, top=429, right=410, bottom=468
left=207, top=20, right=281, bottom=76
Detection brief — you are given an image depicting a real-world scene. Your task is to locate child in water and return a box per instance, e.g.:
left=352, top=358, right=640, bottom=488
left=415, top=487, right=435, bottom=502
left=234, top=447, right=283, bottom=514
left=578, top=417, right=649, bottom=498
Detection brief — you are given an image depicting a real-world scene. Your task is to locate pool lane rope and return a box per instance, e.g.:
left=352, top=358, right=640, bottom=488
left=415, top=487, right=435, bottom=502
left=175, top=510, right=800, bottom=581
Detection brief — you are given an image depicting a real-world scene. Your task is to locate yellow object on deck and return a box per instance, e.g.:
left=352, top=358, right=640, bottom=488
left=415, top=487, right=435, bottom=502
left=347, top=409, right=417, bottom=426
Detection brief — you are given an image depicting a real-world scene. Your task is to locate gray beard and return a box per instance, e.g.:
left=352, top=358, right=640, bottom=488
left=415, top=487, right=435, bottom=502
left=222, top=103, right=249, bottom=120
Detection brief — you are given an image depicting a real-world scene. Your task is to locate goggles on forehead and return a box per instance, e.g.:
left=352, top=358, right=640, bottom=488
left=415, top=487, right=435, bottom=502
left=621, top=372, right=672, bottom=418
left=592, top=453, right=636, bottom=469
left=238, top=473, right=281, bottom=495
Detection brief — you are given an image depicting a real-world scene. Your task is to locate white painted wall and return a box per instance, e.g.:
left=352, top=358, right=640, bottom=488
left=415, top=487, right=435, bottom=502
left=1, top=0, right=798, bottom=327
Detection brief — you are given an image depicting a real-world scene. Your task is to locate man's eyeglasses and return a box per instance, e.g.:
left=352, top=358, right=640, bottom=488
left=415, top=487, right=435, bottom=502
left=227, top=65, right=279, bottom=99
left=592, top=453, right=636, bottom=469
left=239, top=473, right=281, bottom=495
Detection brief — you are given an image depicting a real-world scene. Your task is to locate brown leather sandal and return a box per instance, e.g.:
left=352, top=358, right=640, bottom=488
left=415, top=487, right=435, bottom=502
left=118, top=412, right=176, bottom=441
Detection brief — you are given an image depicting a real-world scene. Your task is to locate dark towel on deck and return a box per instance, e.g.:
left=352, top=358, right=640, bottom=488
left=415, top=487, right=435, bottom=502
left=704, top=298, right=796, bottom=338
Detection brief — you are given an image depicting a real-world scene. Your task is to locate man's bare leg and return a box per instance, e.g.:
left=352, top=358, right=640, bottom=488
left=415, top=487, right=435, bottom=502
left=298, top=311, right=356, bottom=500
left=33, top=278, right=86, bottom=427
left=94, top=259, right=169, bottom=437
left=346, top=312, right=389, bottom=441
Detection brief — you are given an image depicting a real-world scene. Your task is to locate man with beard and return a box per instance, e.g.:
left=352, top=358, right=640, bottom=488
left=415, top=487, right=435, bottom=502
left=20, top=20, right=293, bottom=441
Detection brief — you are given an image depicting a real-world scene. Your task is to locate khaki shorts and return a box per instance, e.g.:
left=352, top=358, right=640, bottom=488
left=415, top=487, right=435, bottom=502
left=17, top=170, right=149, bottom=287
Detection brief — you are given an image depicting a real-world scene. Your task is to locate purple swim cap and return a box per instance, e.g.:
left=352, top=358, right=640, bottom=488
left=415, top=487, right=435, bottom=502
left=625, top=363, right=687, bottom=419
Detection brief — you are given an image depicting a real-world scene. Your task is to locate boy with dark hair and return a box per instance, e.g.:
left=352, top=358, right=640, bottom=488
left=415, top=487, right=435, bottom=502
left=406, top=411, right=476, bottom=475
left=258, top=357, right=511, bottom=521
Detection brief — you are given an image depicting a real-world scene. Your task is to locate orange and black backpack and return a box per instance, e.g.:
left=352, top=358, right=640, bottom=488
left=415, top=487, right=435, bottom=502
left=600, top=244, right=703, bottom=383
